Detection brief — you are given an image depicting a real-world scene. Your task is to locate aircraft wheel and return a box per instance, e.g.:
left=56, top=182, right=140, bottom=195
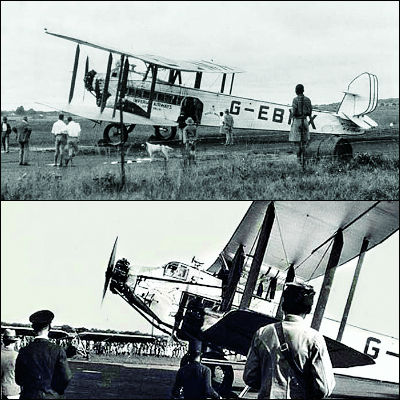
left=203, top=351, right=234, bottom=397
left=154, top=126, right=177, bottom=140
left=103, top=123, right=129, bottom=144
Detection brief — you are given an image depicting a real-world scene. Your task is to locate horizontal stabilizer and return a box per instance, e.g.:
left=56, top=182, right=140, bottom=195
left=362, top=114, right=378, bottom=128
left=339, top=113, right=376, bottom=130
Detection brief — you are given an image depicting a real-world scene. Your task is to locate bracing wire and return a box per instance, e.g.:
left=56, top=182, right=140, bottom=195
left=305, top=238, right=334, bottom=282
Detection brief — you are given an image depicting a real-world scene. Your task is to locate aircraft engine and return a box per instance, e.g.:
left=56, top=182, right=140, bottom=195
left=110, top=258, right=130, bottom=294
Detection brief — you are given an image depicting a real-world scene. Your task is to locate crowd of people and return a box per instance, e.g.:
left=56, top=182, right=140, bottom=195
left=10, top=334, right=187, bottom=359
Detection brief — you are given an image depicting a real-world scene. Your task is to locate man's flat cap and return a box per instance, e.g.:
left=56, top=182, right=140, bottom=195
left=3, top=328, right=19, bottom=342
left=29, top=310, right=54, bottom=325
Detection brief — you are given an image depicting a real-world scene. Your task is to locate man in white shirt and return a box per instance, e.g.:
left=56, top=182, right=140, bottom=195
left=65, top=116, right=81, bottom=166
left=51, top=114, right=68, bottom=167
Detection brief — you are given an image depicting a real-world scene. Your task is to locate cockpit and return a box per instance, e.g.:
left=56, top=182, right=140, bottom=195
left=163, top=262, right=189, bottom=281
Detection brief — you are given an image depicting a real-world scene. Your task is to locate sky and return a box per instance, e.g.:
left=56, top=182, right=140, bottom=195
left=1, top=201, right=398, bottom=339
left=1, top=1, right=398, bottom=111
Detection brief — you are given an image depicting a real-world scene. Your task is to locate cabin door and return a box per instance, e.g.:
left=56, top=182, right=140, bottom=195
left=180, top=97, right=204, bottom=124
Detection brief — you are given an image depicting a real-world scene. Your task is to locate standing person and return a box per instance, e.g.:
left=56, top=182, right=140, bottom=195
left=15, top=310, right=72, bottom=399
left=177, top=112, right=186, bottom=141
left=243, top=282, right=335, bottom=399
left=1, top=329, right=20, bottom=400
left=51, top=114, right=68, bottom=167
left=289, top=84, right=312, bottom=165
left=1, top=116, right=12, bottom=153
left=16, top=116, right=32, bottom=166
left=222, top=108, right=234, bottom=146
left=171, top=349, right=220, bottom=400
left=65, top=116, right=81, bottom=166
left=219, top=112, right=224, bottom=136
left=182, top=117, right=198, bottom=167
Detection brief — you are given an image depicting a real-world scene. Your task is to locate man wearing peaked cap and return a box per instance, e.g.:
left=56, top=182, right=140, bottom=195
left=244, top=282, right=335, bottom=399
left=15, top=310, right=72, bottom=399
left=2, top=329, right=21, bottom=399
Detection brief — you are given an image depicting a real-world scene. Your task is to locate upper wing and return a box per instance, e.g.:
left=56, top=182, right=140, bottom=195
left=201, top=309, right=375, bottom=368
left=207, top=201, right=399, bottom=283
left=44, top=29, right=244, bottom=74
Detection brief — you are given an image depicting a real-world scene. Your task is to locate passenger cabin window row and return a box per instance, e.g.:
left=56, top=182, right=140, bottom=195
left=126, top=87, right=184, bottom=105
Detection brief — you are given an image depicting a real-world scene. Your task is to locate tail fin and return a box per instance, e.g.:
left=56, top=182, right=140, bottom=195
left=337, top=72, right=378, bottom=128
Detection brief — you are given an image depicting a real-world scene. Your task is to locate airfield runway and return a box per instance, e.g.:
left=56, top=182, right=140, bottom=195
left=65, top=359, right=398, bottom=399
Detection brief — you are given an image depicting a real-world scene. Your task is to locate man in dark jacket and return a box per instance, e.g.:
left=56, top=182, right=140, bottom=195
left=1, top=116, right=12, bottom=153
left=14, top=116, right=32, bottom=165
left=15, top=310, right=72, bottom=399
left=172, top=349, right=220, bottom=400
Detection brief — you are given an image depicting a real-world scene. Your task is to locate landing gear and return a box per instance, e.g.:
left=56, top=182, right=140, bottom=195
left=154, top=126, right=177, bottom=141
left=103, top=123, right=135, bottom=144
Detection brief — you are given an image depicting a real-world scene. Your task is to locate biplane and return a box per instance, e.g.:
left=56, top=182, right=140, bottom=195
left=43, top=29, right=378, bottom=150
left=101, top=201, right=399, bottom=398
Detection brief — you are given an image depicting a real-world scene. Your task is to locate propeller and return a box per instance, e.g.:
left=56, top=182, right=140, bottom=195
left=85, top=56, right=89, bottom=77
left=101, top=236, right=118, bottom=304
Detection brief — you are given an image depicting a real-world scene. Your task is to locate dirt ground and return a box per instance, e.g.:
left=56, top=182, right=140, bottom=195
left=65, top=359, right=398, bottom=399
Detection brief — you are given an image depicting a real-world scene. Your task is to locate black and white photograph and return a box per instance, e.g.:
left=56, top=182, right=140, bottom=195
left=1, top=1, right=398, bottom=200
left=1, top=1, right=399, bottom=400
left=1, top=201, right=399, bottom=398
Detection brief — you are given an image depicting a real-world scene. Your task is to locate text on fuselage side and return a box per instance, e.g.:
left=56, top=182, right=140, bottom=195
left=229, top=100, right=317, bottom=129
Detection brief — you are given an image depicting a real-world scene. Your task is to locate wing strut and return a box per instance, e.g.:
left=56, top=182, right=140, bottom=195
left=146, top=64, right=158, bottom=117
left=68, top=44, right=80, bottom=103
left=100, top=52, right=113, bottom=113
left=336, top=237, right=369, bottom=341
left=240, top=202, right=275, bottom=309
left=112, top=54, right=125, bottom=118
left=311, top=229, right=344, bottom=330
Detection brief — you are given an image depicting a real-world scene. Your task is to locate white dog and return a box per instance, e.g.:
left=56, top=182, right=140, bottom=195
left=143, top=142, right=173, bottom=161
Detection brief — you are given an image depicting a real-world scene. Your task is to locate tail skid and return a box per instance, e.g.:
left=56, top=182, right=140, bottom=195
left=337, top=72, right=378, bottom=129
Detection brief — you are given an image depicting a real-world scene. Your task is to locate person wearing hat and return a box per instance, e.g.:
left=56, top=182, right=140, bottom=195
left=222, top=108, right=234, bottom=146
left=176, top=112, right=187, bottom=141
left=171, top=347, right=220, bottom=400
left=14, top=116, right=32, bottom=166
left=15, top=310, right=72, bottom=399
left=182, top=117, right=198, bottom=167
left=1, top=116, right=12, bottom=153
left=1, top=329, right=20, bottom=399
left=289, top=84, right=312, bottom=165
left=243, top=282, right=335, bottom=399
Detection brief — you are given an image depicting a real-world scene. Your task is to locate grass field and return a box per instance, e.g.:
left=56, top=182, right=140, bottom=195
left=1, top=114, right=398, bottom=200
left=1, top=147, right=398, bottom=200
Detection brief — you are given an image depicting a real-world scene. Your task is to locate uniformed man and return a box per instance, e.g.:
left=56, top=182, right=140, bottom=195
left=243, top=283, right=335, bottom=399
left=1, top=329, right=20, bottom=399
left=171, top=349, right=220, bottom=400
left=289, top=84, right=312, bottom=165
left=15, top=310, right=72, bottom=399
left=222, top=109, right=234, bottom=146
